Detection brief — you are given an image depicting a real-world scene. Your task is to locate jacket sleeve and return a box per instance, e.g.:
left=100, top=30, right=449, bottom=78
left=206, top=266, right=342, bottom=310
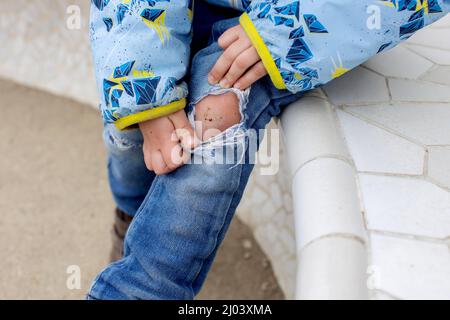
left=240, top=0, right=450, bottom=93
left=90, top=0, right=193, bottom=130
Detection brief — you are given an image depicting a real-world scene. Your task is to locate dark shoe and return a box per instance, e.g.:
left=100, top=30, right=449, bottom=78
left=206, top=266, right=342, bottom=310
left=110, top=208, right=133, bottom=262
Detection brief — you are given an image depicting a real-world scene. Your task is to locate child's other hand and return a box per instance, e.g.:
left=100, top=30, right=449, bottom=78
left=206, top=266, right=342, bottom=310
left=208, top=25, right=268, bottom=90
left=139, top=110, right=197, bottom=175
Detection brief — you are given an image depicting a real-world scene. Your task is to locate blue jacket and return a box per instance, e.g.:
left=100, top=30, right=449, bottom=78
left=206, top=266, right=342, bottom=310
left=90, top=0, right=449, bottom=130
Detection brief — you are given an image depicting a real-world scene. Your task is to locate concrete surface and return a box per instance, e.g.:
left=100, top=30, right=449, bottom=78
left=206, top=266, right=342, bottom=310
left=0, top=78, right=283, bottom=300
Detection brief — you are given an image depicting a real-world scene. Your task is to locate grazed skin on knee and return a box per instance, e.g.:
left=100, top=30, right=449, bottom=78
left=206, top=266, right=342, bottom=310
left=194, top=92, right=241, bottom=141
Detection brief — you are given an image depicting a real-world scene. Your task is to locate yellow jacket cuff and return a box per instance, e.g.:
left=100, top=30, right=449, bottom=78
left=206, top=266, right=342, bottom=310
left=114, top=98, right=187, bottom=130
left=239, top=12, right=286, bottom=90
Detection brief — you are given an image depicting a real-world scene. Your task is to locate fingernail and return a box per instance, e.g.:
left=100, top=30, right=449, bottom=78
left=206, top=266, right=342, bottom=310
left=234, top=82, right=241, bottom=89
left=219, top=79, right=230, bottom=88
left=208, top=74, right=217, bottom=84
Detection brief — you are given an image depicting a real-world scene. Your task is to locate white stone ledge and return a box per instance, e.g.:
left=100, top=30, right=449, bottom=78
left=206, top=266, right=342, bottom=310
left=280, top=21, right=450, bottom=298
left=280, top=95, right=369, bottom=300
left=297, top=237, right=368, bottom=300
left=280, top=97, right=351, bottom=176
left=292, top=158, right=367, bottom=249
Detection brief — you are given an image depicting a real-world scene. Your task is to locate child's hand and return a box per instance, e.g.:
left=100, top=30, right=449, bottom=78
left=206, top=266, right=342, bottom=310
left=208, top=25, right=268, bottom=90
left=139, top=110, right=197, bottom=175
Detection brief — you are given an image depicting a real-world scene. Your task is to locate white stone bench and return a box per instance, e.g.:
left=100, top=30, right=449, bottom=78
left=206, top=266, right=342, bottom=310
left=242, top=14, right=450, bottom=299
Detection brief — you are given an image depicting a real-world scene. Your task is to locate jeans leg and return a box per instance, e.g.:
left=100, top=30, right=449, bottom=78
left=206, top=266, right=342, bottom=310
left=187, top=21, right=304, bottom=292
left=104, top=124, right=156, bottom=217
left=88, top=18, right=302, bottom=300
left=89, top=148, right=255, bottom=299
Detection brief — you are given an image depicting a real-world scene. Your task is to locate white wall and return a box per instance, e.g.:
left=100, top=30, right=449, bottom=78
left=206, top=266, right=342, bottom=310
left=0, top=0, right=98, bottom=107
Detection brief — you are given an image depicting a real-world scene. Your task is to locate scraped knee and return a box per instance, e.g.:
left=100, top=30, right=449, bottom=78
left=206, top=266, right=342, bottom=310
left=194, top=92, right=241, bottom=141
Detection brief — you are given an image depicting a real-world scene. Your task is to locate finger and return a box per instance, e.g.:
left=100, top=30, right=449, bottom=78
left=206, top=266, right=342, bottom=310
left=234, top=61, right=268, bottom=90
left=180, top=147, right=191, bottom=165
left=162, top=143, right=184, bottom=172
left=142, top=143, right=154, bottom=172
left=151, top=150, right=167, bottom=175
left=175, top=143, right=191, bottom=166
left=218, top=26, right=240, bottom=49
left=208, top=40, right=251, bottom=85
left=222, top=47, right=260, bottom=88
left=168, top=110, right=199, bottom=149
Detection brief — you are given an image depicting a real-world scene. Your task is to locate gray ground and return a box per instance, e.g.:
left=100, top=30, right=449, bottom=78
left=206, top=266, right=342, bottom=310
left=0, top=79, right=283, bottom=300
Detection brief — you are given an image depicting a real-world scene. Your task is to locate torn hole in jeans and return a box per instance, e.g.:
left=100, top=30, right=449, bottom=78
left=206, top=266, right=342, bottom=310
left=188, top=87, right=251, bottom=166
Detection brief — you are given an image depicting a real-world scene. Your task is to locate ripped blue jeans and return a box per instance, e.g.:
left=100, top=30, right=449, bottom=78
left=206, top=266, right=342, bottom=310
left=87, top=17, right=302, bottom=300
